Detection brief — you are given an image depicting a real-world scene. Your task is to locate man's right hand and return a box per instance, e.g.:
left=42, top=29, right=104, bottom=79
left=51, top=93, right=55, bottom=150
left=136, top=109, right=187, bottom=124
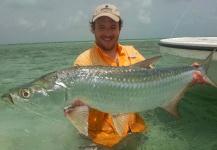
left=73, top=100, right=85, bottom=107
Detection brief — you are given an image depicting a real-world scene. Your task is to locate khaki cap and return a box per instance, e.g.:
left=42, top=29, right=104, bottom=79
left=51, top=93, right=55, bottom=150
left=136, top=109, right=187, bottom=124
left=92, top=4, right=121, bottom=22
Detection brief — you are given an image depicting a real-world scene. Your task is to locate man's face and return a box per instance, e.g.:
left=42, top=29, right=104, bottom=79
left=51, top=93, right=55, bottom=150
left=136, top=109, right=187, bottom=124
left=92, top=16, right=121, bottom=51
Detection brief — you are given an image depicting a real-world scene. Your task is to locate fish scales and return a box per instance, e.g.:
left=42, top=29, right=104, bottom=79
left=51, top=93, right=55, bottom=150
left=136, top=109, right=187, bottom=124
left=55, top=66, right=195, bottom=114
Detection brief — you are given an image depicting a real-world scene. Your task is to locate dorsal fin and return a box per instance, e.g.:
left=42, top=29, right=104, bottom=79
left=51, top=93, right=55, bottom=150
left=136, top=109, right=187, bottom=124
left=132, top=55, right=162, bottom=68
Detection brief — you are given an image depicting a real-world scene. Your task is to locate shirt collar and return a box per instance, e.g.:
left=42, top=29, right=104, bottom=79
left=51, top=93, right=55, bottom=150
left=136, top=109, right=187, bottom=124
left=94, top=43, right=125, bottom=56
left=94, top=43, right=126, bottom=66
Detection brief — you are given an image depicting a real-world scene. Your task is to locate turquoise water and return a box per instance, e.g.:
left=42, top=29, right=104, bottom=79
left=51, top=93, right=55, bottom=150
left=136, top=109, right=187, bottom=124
left=0, top=39, right=217, bottom=150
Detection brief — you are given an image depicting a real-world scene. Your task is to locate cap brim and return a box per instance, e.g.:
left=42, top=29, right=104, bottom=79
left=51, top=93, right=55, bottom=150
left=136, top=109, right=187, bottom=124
left=93, top=13, right=120, bottom=22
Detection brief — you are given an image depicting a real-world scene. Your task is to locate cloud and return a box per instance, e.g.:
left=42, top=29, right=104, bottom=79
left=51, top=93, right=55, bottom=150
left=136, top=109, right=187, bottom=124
left=55, top=10, right=89, bottom=32
left=0, top=22, right=8, bottom=32
left=17, top=18, right=33, bottom=29
left=13, top=18, right=48, bottom=33
left=119, top=0, right=152, bottom=24
left=40, top=20, right=47, bottom=28
left=137, top=0, right=152, bottom=24
left=4, top=0, right=55, bottom=11
left=5, top=0, right=39, bottom=8
left=138, top=10, right=151, bottom=24
left=69, top=10, right=88, bottom=25
left=140, top=0, right=152, bottom=8
left=0, top=0, right=216, bottom=44
left=163, top=0, right=190, bottom=3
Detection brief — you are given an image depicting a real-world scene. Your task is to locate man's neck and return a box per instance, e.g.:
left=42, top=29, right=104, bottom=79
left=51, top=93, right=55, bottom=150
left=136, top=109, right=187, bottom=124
left=95, top=42, right=119, bottom=64
left=103, top=48, right=117, bottom=60
left=101, top=43, right=118, bottom=59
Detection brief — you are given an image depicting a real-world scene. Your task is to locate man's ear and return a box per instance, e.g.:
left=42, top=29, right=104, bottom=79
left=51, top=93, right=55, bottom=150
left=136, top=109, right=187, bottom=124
left=91, top=26, right=95, bottom=34
left=119, top=25, right=122, bottom=32
left=91, top=28, right=95, bottom=34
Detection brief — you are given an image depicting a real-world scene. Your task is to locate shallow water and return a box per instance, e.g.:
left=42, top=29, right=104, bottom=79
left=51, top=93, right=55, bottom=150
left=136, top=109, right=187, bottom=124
left=0, top=39, right=217, bottom=150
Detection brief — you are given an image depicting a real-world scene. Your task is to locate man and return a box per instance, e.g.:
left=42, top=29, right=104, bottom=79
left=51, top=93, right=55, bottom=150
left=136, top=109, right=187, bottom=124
left=72, top=4, right=206, bottom=147
left=73, top=4, right=148, bottom=147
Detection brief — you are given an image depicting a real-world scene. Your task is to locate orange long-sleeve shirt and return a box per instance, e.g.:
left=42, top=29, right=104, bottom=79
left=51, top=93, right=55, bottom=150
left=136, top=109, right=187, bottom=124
left=73, top=43, right=148, bottom=147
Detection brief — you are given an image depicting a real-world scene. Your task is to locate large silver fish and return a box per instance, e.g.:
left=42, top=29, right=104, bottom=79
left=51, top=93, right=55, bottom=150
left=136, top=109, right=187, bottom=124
left=2, top=51, right=216, bottom=136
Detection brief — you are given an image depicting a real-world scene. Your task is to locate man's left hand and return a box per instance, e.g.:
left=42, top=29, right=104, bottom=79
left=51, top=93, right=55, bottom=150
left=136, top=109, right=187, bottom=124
left=188, top=62, right=206, bottom=87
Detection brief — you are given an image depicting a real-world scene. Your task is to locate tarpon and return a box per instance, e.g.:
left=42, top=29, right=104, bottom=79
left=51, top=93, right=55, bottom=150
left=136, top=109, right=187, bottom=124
left=2, top=50, right=216, bottom=136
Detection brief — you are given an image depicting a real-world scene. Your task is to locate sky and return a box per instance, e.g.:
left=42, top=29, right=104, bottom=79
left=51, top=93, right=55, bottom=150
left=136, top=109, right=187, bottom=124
left=0, top=0, right=217, bottom=44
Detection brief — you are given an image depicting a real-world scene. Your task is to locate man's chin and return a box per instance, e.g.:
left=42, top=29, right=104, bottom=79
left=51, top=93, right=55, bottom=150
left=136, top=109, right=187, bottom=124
left=102, top=47, right=114, bottom=51
left=101, top=43, right=117, bottom=51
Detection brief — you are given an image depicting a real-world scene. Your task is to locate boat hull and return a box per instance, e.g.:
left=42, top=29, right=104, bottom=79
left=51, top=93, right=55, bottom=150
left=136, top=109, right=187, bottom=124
left=159, top=37, right=217, bottom=83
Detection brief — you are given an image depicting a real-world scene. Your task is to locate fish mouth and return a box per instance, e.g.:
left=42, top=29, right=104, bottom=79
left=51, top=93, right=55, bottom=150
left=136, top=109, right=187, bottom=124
left=63, top=105, right=74, bottom=117
left=2, top=93, right=14, bottom=104
left=64, top=106, right=73, bottom=113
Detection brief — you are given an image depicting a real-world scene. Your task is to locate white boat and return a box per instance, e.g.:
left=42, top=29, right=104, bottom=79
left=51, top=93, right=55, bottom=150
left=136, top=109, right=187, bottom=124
left=159, top=37, right=217, bottom=83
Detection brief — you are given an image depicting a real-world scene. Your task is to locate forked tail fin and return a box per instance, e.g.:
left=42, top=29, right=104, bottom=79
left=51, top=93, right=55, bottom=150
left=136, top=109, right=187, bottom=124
left=202, top=49, right=217, bottom=87
left=163, top=49, right=217, bottom=119
left=202, top=49, right=216, bottom=74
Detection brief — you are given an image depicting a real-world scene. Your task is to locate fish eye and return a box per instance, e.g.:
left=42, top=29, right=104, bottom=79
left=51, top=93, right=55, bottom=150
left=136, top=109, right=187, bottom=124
left=19, top=89, right=32, bottom=99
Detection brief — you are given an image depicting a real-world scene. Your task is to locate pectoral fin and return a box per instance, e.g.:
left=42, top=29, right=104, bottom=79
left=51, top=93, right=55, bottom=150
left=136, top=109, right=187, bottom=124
left=112, top=114, right=130, bottom=136
left=162, top=85, right=189, bottom=119
left=64, top=105, right=89, bottom=136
